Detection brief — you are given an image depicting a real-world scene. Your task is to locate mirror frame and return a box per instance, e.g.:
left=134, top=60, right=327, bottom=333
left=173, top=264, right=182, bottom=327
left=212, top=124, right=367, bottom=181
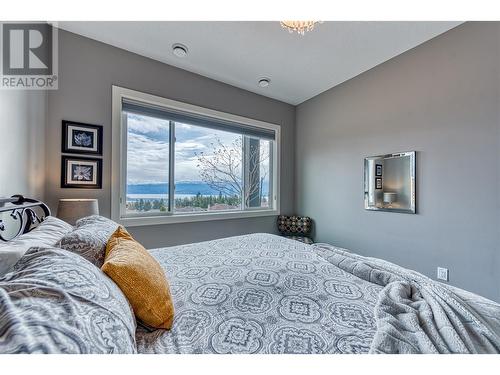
left=364, top=151, right=416, bottom=214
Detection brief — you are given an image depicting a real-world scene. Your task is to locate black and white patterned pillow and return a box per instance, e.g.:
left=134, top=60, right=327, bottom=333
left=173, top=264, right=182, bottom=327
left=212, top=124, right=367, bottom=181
left=0, top=247, right=137, bottom=353
left=57, top=215, right=119, bottom=267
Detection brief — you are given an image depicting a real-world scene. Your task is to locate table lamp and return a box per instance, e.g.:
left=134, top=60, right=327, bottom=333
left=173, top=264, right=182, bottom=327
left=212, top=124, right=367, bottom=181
left=383, top=192, right=397, bottom=208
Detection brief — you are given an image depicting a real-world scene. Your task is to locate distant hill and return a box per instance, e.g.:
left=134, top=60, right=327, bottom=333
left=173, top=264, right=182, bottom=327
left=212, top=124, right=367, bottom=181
left=127, top=181, right=268, bottom=196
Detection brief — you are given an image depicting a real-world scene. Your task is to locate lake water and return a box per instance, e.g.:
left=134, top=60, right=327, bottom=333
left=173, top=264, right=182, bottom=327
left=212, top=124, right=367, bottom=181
left=126, top=193, right=269, bottom=201
left=127, top=193, right=217, bottom=200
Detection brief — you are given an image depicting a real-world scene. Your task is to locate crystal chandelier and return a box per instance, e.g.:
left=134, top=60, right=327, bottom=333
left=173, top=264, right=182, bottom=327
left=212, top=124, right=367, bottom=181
left=280, top=21, right=320, bottom=35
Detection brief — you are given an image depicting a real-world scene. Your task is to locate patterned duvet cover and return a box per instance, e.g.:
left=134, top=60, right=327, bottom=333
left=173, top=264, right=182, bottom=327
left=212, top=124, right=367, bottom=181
left=136, top=233, right=383, bottom=354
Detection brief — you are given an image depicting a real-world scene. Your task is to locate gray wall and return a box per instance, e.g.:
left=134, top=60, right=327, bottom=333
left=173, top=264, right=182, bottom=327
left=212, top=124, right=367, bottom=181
left=0, top=90, right=46, bottom=199
left=46, top=30, right=295, bottom=249
left=296, top=22, right=500, bottom=301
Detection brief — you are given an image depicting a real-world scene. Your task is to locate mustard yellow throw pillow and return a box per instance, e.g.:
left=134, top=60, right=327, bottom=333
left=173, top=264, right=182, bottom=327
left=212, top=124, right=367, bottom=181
left=101, top=226, right=174, bottom=329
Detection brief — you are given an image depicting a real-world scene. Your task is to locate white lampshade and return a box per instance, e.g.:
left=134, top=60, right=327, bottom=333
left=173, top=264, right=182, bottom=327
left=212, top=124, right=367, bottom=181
left=57, top=199, right=99, bottom=225
left=383, top=192, right=398, bottom=204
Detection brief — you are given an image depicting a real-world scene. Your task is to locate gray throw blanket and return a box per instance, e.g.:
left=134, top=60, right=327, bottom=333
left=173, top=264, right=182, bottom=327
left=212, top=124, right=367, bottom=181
left=312, top=243, right=500, bottom=354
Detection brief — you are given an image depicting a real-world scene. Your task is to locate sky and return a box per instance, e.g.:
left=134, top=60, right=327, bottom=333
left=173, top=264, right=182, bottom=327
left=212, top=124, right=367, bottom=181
left=126, top=113, right=243, bottom=184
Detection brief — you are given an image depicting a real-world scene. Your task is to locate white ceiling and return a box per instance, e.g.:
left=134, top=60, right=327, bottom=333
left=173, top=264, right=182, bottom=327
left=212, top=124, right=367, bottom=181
left=58, top=21, right=461, bottom=105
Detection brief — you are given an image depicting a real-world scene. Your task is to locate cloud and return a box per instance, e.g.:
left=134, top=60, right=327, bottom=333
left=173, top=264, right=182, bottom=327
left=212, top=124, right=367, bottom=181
left=127, top=132, right=169, bottom=184
left=126, top=115, right=267, bottom=185
left=175, top=158, right=203, bottom=182
left=175, top=141, right=207, bottom=161
left=127, top=114, right=170, bottom=137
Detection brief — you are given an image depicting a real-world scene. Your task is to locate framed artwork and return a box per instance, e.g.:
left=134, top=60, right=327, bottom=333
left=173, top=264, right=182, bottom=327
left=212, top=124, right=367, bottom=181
left=375, top=164, right=383, bottom=177
left=375, top=177, right=383, bottom=190
left=61, top=156, right=102, bottom=189
left=62, top=120, right=103, bottom=155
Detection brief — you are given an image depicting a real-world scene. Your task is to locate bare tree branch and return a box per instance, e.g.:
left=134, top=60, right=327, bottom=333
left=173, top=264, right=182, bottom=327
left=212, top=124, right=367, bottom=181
left=195, top=135, right=269, bottom=207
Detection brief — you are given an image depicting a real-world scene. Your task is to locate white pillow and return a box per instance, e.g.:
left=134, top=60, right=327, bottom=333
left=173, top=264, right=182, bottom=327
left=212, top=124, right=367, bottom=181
left=0, top=216, right=73, bottom=276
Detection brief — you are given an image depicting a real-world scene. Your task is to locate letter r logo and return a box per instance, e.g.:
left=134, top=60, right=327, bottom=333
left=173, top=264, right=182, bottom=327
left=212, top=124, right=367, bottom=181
left=2, top=23, right=53, bottom=75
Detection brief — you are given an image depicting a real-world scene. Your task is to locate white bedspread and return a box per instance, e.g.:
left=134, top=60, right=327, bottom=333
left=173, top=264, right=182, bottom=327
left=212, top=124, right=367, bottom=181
left=136, top=234, right=383, bottom=354
left=135, top=234, right=500, bottom=354
left=313, top=243, right=500, bottom=353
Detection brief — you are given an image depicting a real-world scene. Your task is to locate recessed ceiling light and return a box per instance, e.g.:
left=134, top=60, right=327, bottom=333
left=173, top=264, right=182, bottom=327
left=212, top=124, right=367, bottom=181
left=258, top=78, right=271, bottom=87
left=172, top=43, right=188, bottom=58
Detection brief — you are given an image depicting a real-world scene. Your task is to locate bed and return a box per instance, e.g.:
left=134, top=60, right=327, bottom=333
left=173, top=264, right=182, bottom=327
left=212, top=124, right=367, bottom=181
left=136, top=233, right=381, bottom=354
left=1, top=196, right=499, bottom=354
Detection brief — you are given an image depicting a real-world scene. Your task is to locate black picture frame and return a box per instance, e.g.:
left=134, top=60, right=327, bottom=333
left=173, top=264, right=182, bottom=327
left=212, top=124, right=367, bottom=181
left=62, top=120, right=103, bottom=156
left=61, top=156, right=102, bottom=189
left=375, top=164, right=383, bottom=177
left=375, top=177, right=383, bottom=190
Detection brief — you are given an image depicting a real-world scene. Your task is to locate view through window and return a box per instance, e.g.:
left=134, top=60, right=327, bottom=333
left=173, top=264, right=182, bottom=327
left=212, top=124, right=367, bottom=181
left=125, top=113, right=170, bottom=214
left=123, top=104, right=274, bottom=217
left=174, top=123, right=243, bottom=213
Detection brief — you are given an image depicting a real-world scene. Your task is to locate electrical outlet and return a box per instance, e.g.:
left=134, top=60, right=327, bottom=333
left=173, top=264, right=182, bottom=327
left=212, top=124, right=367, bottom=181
left=437, top=267, right=449, bottom=282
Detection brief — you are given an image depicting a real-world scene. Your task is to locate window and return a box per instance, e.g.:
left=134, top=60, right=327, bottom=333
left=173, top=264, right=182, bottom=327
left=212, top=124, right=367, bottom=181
left=125, top=113, right=170, bottom=215
left=111, top=86, right=280, bottom=226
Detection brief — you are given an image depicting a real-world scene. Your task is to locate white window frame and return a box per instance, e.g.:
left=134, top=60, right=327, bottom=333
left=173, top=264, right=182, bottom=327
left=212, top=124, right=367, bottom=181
left=111, top=85, right=281, bottom=227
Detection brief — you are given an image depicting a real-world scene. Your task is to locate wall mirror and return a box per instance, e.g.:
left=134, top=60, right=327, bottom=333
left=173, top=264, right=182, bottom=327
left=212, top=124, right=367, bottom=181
left=364, top=151, right=416, bottom=214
